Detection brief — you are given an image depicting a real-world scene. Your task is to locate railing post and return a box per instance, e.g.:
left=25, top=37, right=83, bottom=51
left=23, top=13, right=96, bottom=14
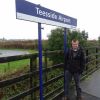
left=96, top=47, right=98, bottom=68
left=33, top=55, right=38, bottom=100
left=30, top=56, right=34, bottom=100
left=30, top=55, right=38, bottom=100
left=86, top=49, right=88, bottom=71
left=44, top=49, right=48, bottom=93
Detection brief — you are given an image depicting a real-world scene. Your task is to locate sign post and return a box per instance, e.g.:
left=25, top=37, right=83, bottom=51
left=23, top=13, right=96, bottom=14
left=64, top=28, right=67, bottom=97
left=15, top=0, right=77, bottom=99
left=38, top=23, right=44, bottom=100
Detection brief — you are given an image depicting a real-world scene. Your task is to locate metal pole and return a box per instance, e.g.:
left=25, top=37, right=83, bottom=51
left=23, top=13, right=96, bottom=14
left=64, top=28, right=67, bottom=53
left=38, top=23, right=43, bottom=100
left=64, top=28, right=68, bottom=96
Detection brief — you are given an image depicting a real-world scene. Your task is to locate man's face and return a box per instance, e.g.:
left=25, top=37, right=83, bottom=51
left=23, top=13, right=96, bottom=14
left=71, top=40, right=79, bottom=49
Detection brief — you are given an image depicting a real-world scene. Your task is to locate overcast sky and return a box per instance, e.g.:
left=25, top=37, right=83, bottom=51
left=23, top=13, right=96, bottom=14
left=0, top=0, right=100, bottom=40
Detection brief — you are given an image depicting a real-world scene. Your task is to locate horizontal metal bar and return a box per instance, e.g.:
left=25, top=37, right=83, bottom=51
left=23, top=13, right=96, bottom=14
left=85, top=52, right=100, bottom=59
left=0, top=47, right=99, bottom=63
left=84, top=46, right=100, bottom=50
left=85, top=57, right=100, bottom=66
left=51, top=89, right=64, bottom=100
left=8, top=74, right=64, bottom=100
left=96, top=63, right=100, bottom=67
left=44, top=86, right=63, bottom=99
left=0, top=72, right=33, bottom=88
left=42, top=63, right=64, bottom=72
left=9, top=87, right=34, bottom=100
left=34, top=63, right=64, bottom=74
left=0, top=63, right=63, bottom=88
left=43, top=73, right=64, bottom=87
left=0, top=53, right=37, bottom=63
left=8, top=84, right=41, bottom=100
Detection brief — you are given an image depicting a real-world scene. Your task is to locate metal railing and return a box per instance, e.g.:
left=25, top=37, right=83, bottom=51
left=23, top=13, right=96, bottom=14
left=0, top=46, right=100, bottom=100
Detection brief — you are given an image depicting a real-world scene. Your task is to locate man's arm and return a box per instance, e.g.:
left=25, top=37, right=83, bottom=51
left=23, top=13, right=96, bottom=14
left=80, top=49, right=85, bottom=74
left=64, top=49, right=69, bottom=70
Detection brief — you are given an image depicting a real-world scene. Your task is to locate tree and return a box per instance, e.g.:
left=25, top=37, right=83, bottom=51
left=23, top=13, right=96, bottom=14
left=47, top=28, right=64, bottom=64
left=48, top=28, right=64, bottom=50
left=48, top=28, right=88, bottom=64
left=81, top=30, right=88, bottom=40
left=67, top=30, right=88, bottom=47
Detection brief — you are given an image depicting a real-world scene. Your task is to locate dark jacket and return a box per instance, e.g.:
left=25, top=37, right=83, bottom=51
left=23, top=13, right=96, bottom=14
left=64, top=47, right=85, bottom=74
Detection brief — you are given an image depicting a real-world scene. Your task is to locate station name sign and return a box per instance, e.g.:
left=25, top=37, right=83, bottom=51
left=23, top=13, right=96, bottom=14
left=16, top=0, right=77, bottom=28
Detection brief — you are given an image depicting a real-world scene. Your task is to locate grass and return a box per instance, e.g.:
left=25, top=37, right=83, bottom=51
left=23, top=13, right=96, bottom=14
left=0, top=49, right=37, bottom=78
left=0, top=59, right=30, bottom=78
left=28, top=49, right=38, bottom=53
left=0, top=48, right=55, bottom=79
left=0, top=49, right=52, bottom=79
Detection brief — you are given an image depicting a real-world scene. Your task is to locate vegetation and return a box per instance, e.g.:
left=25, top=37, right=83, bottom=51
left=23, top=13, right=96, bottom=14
left=67, top=30, right=88, bottom=47
left=47, top=28, right=88, bottom=64
left=0, top=59, right=29, bottom=79
left=48, top=28, right=64, bottom=51
left=0, top=39, right=48, bottom=50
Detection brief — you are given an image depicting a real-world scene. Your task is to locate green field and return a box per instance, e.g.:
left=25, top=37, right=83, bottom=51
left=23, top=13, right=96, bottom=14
left=0, top=49, right=53, bottom=79
left=0, top=49, right=38, bottom=78
left=0, top=59, right=30, bottom=78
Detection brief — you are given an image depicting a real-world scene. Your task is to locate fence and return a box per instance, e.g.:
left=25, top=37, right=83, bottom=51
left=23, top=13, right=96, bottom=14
left=0, top=46, right=100, bottom=100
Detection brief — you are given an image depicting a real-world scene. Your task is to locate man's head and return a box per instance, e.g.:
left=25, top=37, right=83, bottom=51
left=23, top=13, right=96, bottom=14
left=71, top=39, right=79, bottom=50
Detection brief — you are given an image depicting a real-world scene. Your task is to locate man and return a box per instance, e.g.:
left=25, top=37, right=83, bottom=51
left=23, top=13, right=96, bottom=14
left=64, top=39, right=85, bottom=100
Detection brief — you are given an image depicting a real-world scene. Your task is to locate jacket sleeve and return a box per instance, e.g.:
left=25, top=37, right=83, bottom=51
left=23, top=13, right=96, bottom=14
left=64, top=49, right=69, bottom=70
left=80, top=49, right=85, bottom=73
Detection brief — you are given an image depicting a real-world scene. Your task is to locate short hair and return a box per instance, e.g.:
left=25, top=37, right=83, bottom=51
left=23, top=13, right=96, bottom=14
left=71, top=39, right=79, bottom=44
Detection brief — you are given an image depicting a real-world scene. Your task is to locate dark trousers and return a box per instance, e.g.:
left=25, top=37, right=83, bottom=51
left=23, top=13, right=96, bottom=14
left=64, top=70, right=82, bottom=97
